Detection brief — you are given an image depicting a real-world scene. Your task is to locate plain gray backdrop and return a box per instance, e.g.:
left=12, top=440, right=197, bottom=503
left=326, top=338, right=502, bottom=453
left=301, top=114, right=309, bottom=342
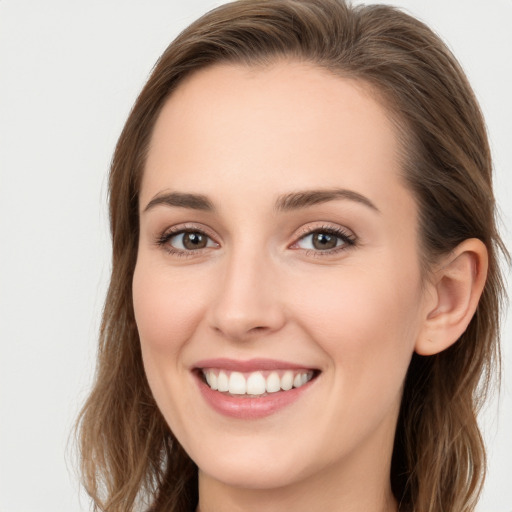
left=1, top=1, right=510, bottom=511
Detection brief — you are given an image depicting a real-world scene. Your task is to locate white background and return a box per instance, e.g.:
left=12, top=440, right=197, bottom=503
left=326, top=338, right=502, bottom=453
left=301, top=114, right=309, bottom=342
left=0, top=1, right=510, bottom=511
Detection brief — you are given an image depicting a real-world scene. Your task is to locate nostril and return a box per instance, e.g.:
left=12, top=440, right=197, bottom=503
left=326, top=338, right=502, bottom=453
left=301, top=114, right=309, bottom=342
left=249, top=326, right=267, bottom=333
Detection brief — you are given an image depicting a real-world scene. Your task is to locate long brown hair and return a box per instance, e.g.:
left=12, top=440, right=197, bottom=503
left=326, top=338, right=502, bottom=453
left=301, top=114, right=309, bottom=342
left=76, top=1, right=508, bottom=511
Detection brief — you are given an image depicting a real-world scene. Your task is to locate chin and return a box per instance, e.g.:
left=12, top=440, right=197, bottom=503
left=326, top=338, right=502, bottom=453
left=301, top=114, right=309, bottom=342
left=188, top=428, right=334, bottom=492
left=198, top=456, right=308, bottom=491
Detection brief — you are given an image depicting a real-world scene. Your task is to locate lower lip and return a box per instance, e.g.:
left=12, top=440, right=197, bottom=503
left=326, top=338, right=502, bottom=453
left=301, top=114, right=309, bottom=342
left=195, top=373, right=316, bottom=419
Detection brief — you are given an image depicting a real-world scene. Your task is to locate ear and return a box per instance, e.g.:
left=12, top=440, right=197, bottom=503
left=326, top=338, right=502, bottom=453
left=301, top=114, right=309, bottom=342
left=415, top=238, right=488, bottom=356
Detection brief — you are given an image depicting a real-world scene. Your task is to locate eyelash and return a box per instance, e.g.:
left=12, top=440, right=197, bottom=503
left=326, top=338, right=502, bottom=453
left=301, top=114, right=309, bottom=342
left=291, top=225, right=357, bottom=256
left=155, top=224, right=357, bottom=257
left=155, top=224, right=218, bottom=258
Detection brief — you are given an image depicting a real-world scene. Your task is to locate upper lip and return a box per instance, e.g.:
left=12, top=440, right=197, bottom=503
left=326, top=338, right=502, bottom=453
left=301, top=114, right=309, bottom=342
left=194, top=358, right=318, bottom=372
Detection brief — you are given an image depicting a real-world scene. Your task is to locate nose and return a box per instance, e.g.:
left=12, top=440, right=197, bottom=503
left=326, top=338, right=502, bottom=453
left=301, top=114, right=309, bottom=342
left=207, top=248, right=286, bottom=341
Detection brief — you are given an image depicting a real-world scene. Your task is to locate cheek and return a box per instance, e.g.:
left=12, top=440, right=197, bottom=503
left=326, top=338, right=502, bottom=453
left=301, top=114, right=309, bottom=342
left=132, top=258, right=207, bottom=356
left=292, top=265, right=423, bottom=451
left=131, top=257, right=210, bottom=433
left=293, top=259, right=423, bottom=387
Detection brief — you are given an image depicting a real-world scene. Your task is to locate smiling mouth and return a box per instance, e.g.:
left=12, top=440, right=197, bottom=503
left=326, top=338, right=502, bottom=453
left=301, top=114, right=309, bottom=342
left=198, top=368, right=319, bottom=397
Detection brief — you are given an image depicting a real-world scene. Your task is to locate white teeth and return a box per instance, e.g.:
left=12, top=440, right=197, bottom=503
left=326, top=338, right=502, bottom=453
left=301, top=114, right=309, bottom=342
left=293, top=373, right=303, bottom=388
left=203, top=369, right=314, bottom=395
left=266, top=372, right=281, bottom=393
left=205, top=371, right=218, bottom=390
left=229, top=372, right=246, bottom=395
left=217, top=370, right=229, bottom=392
left=281, top=370, right=294, bottom=391
left=246, top=372, right=266, bottom=395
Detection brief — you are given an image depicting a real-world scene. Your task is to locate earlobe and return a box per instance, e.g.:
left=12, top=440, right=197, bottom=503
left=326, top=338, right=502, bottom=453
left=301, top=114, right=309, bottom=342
left=415, top=238, right=488, bottom=356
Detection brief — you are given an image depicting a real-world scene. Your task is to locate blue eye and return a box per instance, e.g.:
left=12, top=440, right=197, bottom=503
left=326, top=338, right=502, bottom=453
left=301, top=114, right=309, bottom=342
left=295, top=228, right=355, bottom=251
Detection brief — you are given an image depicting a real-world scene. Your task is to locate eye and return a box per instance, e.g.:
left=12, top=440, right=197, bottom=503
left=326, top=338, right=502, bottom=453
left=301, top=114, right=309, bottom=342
left=156, top=227, right=219, bottom=255
left=168, top=231, right=217, bottom=250
left=293, top=227, right=356, bottom=252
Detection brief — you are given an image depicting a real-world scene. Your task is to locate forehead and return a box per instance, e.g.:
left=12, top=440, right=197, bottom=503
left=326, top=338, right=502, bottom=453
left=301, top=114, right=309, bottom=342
left=142, top=61, right=407, bottom=212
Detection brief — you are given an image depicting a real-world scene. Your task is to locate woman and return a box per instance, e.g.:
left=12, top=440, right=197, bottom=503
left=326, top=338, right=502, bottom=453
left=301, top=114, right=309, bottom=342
left=76, top=1, right=508, bottom=511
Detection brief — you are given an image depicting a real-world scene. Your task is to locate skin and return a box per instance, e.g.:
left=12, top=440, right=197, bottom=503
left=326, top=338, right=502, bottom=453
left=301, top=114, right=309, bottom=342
left=133, top=61, right=445, bottom=512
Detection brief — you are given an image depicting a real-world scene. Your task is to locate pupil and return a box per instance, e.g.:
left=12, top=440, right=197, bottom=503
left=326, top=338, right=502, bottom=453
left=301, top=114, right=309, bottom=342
left=183, top=232, right=206, bottom=250
left=313, top=233, right=337, bottom=250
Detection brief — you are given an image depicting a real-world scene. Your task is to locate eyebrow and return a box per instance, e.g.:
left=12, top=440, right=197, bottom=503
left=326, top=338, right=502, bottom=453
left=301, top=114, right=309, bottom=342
left=275, top=188, right=380, bottom=213
left=144, top=192, right=215, bottom=213
left=143, top=188, right=379, bottom=214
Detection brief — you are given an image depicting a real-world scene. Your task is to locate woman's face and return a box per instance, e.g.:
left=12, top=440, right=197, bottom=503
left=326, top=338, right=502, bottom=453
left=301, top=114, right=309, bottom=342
left=133, top=62, right=431, bottom=493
